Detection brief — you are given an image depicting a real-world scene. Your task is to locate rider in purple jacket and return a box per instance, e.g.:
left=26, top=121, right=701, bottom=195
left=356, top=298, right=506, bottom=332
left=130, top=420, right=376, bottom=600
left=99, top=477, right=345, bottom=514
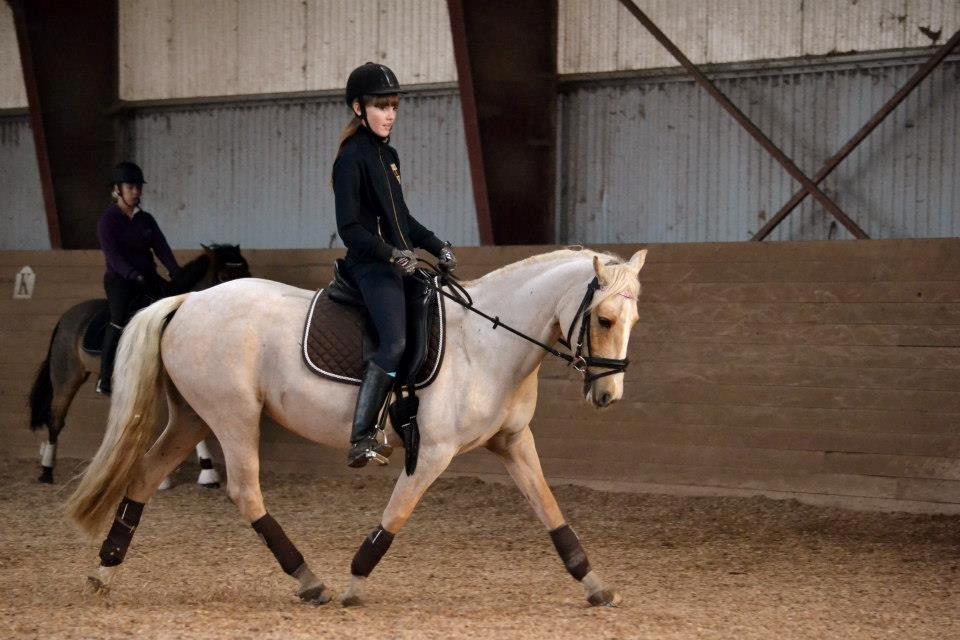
left=96, top=162, right=179, bottom=395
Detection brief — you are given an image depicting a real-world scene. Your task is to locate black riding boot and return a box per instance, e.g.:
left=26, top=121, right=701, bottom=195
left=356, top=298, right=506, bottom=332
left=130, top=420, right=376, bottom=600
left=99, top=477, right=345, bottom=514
left=347, top=362, right=395, bottom=468
left=97, top=323, right=122, bottom=395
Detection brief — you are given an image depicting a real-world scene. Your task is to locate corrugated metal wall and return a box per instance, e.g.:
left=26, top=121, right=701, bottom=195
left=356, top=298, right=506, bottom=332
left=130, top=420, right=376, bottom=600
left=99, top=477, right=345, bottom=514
left=119, top=0, right=457, bottom=100
left=127, top=90, right=478, bottom=248
left=559, top=55, right=960, bottom=243
left=0, top=116, right=48, bottom=249
left=559, top=0, right=960, bottom=74
left=0, top=2, right=27, bottom=109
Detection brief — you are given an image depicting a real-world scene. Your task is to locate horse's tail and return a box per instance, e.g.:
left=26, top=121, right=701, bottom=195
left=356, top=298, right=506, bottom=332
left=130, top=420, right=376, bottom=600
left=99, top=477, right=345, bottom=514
left=28, top=320, right=59, bottom=430
left=65, top=294, right=188, bottom=538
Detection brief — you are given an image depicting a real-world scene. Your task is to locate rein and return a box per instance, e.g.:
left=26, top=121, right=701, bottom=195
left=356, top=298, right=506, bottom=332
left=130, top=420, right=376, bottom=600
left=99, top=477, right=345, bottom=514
left=411, top=262, right=629, bottom=383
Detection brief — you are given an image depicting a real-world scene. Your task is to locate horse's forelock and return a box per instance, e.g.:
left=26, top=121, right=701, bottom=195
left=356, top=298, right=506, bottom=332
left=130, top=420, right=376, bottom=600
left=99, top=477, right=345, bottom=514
left=590, top=258, right=640, bottom=311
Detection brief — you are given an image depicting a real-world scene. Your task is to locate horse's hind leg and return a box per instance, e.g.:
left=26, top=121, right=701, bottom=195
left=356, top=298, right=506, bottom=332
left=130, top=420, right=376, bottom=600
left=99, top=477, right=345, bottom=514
left=341, top=444, right=456, bottom=607
left=86, top=389, right=209, bottom=594
left=215, top=424, right=332, bottom=605
left=39, top=351, right=89, bottom=483
left=487, top=425, right=621, bottom=607
left=194, top=439, right=221, bottom=488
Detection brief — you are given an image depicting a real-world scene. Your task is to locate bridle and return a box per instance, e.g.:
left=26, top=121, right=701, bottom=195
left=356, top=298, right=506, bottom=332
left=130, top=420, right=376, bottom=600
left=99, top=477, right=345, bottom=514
left=411, top=263, right=631, bottom=385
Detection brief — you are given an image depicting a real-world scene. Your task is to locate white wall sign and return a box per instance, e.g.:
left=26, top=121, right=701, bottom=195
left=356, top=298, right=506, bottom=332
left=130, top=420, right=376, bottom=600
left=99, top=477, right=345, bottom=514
left=13, top=266, right=35, bottom=299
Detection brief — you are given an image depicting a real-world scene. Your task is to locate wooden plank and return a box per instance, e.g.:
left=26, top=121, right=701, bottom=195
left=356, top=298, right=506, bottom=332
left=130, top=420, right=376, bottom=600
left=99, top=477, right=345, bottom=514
left=614, top=362, right=960, bottom=393
left=623, top=342, right=960, bottom=371
left=632, top=322, right=960, bottom=347
left=637, top=302, right=960, bottom=325
left=536, top=400, right=959, bottom=436
left=640, top=280, right=960, bottom=304
left=529, top=421, right=960, bottom=458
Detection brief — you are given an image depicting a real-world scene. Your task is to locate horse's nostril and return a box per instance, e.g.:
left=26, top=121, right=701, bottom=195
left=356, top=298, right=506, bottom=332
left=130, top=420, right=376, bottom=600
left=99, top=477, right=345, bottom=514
left=600, top=392, right=612, bottom=406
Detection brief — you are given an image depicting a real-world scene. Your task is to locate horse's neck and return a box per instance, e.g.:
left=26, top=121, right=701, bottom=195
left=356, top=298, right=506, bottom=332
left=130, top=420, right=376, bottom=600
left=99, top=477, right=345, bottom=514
left=460, top=255, right=591, bottom=382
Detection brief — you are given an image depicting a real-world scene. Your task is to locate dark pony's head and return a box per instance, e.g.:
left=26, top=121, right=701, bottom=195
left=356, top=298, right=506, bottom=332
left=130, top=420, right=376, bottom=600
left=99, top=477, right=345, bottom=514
left=170, top=244, right=251, bottom=294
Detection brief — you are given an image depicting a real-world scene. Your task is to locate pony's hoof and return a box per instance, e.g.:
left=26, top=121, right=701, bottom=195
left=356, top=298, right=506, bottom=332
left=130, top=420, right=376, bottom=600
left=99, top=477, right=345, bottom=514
left=298, top=584, right=333, bottom=605
left=199, top=482, right=220, bottom=489
left=158, top=476, right=174, bottom=491
left=85, top=575, right=110, bottom=597
left=587, top=589, right=622, bottom=607
left=38, top=467, right=54, bottom=484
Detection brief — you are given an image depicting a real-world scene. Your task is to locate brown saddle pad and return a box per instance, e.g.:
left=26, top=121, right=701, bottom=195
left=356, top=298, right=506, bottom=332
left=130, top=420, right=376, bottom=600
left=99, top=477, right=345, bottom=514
left=302, top=287, right=445, bottom=388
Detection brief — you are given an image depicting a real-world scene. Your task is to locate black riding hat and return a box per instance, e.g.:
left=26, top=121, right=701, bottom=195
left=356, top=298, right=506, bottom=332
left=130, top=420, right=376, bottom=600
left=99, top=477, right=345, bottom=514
left=345, top=62, right=402, bottom=107
left=111, top=161, right=146, bottom=186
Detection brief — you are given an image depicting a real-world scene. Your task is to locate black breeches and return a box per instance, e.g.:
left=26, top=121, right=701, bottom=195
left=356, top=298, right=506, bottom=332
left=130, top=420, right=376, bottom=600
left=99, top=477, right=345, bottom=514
left=347, top=261, right=423, bottom=373
left=100, top=273, right=161, bottom=384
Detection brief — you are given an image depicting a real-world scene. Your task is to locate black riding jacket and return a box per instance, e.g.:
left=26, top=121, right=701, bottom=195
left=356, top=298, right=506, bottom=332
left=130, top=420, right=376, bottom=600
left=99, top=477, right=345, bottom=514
left=333, top=125, right=445, bottom=264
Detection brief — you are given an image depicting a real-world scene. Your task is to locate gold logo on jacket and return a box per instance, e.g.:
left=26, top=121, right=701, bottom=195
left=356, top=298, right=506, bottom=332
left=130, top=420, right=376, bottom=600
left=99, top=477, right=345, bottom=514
left=390, top=162, right=401, bottom=183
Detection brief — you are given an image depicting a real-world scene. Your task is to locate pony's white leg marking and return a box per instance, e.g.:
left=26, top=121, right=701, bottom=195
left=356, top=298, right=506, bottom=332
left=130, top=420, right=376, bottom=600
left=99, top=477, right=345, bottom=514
left=40, top=441, right=56, bottom=468
left=341, top=446, right=455, bottom=607
left=195, top=440, right=221, bottom=487
left=488, top=426, right=621, bottom=607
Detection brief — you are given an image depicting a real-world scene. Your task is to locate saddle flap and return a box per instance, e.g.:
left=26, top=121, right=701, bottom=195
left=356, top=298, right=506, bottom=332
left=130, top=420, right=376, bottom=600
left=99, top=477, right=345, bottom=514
left=81, top=304, right=111, bottom=354
left=302, top=278, right=445, bottom=390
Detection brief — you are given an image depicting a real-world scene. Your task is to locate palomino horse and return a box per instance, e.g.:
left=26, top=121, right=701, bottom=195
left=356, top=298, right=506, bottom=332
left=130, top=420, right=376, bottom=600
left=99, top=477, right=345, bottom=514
left=66, top=247, right=647, bottom=607
left=29, top=244, right=250, bottom=484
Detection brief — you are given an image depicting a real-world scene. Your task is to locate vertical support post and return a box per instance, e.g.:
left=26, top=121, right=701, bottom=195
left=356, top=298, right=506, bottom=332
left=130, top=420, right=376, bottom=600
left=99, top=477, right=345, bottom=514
left=10, top=0, right=60, bottom=249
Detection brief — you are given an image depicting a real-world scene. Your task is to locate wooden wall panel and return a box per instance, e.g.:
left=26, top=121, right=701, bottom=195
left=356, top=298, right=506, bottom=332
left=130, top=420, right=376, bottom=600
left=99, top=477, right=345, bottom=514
left=2, top=239, right=959, bottom=513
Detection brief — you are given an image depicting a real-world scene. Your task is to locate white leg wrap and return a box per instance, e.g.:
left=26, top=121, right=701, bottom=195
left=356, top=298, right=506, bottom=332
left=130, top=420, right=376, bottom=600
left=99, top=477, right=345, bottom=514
left=197, top=468, right=221, bottom=485
left=40, top=441, right=56, bottom=467
left=195, top=440, right=213, bottom=461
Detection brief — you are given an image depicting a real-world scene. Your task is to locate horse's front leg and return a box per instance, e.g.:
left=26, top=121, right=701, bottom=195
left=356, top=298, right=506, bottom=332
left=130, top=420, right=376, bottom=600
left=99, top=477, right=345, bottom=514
left=487, top=425, right=621, bottom=607
left=341, top=444, right=455, bottom=607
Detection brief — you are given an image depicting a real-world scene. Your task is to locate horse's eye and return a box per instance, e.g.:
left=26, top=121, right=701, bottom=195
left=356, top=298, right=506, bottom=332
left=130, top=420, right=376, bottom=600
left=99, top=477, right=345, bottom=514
left=598, top=317, right=613, bottom=329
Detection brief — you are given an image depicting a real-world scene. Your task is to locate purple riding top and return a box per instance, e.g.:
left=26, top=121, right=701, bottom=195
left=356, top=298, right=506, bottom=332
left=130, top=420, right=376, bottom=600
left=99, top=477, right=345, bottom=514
left=96, top=204, right=179, bottom=280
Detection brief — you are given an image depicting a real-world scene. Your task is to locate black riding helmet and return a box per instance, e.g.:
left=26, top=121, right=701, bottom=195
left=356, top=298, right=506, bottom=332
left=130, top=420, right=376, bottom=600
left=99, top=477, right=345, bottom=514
left=345, top=62, right=403, bottom=108
left=111, top=161, right=146, bottom=186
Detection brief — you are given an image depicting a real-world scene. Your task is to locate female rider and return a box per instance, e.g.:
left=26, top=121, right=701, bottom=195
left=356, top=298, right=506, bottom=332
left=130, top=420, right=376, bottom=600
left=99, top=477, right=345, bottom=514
left=96, top=161, right=179, bottom=395
left=333, top=62, right=457, bottom=468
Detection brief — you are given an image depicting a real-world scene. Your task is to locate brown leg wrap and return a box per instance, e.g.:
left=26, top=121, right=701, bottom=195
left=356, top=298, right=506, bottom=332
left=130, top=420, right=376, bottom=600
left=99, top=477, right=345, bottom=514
left=99, top=497, right=144, bottom=567
left=550, top=523, right=591, bottom=581
left=252, top=513, right=305, bottom=576
left=350, top=524, right=395, bottom=577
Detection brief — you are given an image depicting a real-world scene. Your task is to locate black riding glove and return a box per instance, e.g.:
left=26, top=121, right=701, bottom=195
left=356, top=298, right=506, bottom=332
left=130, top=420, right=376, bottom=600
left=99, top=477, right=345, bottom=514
left=438, top=242, right=457, bottom=273
left=390, top=247, right=418, bottom=277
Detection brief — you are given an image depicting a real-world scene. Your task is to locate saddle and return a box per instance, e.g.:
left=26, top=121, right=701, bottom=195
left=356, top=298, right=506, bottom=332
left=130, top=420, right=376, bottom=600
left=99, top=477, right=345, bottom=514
left=81, top=302, right=111, bottom=355
left=301, top=259, right=446, bottom=389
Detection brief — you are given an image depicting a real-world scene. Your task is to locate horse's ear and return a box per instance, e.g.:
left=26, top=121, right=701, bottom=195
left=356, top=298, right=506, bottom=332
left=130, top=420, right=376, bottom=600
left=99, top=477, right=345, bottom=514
left=201, top=243, right=211, bottom=252
left=627, top=249, right=648, bottom=274
left=593, top=255, right=610, bottom=285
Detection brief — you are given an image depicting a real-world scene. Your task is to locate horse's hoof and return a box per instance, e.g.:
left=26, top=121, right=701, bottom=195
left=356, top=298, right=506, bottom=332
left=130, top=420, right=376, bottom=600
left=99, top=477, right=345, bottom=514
left=199, top=482, right=220, bottom=490
left=587, top=589, right=622, bottom=607
left=38, top=467, right=54, bottom=484
left=340, top=593, right=364, bottom=608
left=298, top=584, right=333, bottom=605
left=85, top=575, right=110, bottom=597
left=158, top=477, right=174, bottom=491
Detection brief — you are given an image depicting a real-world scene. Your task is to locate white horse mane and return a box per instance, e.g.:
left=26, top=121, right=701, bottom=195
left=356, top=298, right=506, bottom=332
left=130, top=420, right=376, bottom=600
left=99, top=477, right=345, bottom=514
left=463, top=248, right=640, bottom=311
